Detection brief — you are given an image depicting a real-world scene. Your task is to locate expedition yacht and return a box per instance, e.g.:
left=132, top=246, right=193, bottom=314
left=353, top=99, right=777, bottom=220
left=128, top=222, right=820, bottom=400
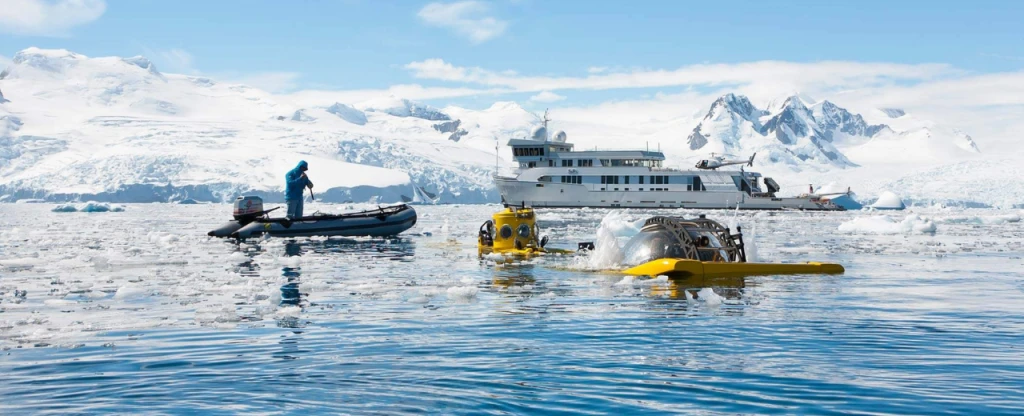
left=494, top=115, right=845, bottom=211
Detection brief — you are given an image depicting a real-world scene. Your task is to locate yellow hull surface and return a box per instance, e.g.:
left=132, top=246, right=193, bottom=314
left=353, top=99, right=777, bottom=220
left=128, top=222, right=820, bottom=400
left=478, top=246, right=574, bottom=257
left=623, top=259, right=844, bottom=278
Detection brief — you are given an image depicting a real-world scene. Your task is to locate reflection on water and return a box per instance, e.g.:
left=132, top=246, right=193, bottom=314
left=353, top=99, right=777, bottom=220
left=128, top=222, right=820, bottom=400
left=278, top=242, right=305, bottom=329
left=650, top=275, right=748, bottom=300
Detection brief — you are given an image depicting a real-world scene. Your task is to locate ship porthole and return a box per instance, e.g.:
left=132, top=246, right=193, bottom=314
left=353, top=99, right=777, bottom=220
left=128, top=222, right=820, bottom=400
left=499, top=225, right=513, bottom=239
left=517, top=224, right=531, bottom=238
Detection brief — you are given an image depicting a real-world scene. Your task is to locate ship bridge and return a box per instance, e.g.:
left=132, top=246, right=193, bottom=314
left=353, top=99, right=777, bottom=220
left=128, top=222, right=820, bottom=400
left=508, top=139, right=665, bottom=169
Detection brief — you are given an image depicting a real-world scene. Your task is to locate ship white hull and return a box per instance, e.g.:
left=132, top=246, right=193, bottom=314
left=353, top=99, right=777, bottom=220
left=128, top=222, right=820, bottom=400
left=495, top=177, right=842, bottom=211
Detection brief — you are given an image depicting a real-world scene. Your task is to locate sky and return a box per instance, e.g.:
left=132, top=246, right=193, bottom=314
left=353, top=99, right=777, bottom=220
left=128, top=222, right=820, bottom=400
left=1, top=0, right=1023, bottom=143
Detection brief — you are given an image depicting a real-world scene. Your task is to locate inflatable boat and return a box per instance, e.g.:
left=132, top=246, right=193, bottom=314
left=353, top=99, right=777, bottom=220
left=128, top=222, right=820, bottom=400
left=208, top=196, right=417, bottom=239
left=620, top=215, right=843, bottom=278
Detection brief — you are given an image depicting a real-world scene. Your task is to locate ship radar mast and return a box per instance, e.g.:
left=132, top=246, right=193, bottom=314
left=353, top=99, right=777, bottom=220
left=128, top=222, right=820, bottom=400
left=542, top=108, right=550, bottom=142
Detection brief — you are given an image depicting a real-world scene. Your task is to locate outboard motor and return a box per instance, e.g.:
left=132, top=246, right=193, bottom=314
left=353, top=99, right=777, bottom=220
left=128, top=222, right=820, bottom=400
left=233, top=196, right=264, bottom=222
left=209, top=196, right=268, bottom=237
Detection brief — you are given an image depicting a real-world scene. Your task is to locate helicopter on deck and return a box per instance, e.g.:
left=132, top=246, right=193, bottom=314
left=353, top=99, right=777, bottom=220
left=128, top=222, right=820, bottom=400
left=694, top=152, right=756, bottom=170
left=799, top=185, right=854, bottom=201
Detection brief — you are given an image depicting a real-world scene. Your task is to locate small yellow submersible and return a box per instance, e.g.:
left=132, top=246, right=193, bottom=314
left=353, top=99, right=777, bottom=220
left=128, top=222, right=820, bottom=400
left=478, top=206, right=573, bottom=256
left=619, top=215, right=844, bottom=278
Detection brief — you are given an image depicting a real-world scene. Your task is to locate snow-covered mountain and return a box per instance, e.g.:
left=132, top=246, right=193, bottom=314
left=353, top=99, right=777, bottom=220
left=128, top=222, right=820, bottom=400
left=687, top=94, right=859, bottom=170
left=678, top=93, right=994, bottom=205
left=0, top=48, right=541, bottom=203
left=683, top=93, right=980, bottom=172
left=0, top=48, right=1006, bottom=207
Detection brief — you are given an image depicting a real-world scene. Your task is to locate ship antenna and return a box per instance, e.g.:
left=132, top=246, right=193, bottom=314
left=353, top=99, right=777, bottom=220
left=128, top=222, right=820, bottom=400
left=494, top=135, right=499, bottom=178
left=543, top=108, right=550, bottom=142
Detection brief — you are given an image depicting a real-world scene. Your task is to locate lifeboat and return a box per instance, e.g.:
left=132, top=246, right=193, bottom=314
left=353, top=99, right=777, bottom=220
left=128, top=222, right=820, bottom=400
left=620, top=215, right=843, bottom=278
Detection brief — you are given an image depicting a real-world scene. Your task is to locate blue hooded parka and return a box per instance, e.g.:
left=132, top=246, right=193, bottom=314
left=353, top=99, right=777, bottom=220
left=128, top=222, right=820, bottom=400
left=284, top=160, right=312, bottom=201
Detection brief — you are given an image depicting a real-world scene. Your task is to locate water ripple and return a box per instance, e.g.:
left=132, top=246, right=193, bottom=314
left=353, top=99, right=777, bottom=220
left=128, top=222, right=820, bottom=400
left=1, top=204, right=1022, bottom=414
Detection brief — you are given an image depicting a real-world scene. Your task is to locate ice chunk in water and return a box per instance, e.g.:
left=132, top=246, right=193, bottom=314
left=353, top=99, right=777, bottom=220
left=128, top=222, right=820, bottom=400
left=446, top=286, right=478, bottom=302
left=114, top=285, right=148, bottom=299
left=696, top=288, right=723, bottom=306
left=838, top=214, right=936, bottom=235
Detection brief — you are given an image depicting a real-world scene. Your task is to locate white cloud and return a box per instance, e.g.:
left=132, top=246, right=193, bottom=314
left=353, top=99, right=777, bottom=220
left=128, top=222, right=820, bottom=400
left=0, top=0, right=106, bottom=36
left=285, top=84, right=508, bottom=106
left=529, top=91, right=565, bottom=102
left=228, top=72, right=302, bottom=94
left=0, top=54, right=12, bottom=70
left=155, top=48, right=194, bottom=74
left=979, top=53, right=1024, bottom=62
left=587, top=66, right=608, bottom=74
left=404, top=58, right=959, bottom=98
left=139, top=46, right=300, bottom=93
left=417, top=1, right=507, bottom=44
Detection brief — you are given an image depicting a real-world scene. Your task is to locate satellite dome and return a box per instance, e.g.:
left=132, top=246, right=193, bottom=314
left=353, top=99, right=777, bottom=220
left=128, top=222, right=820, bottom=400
left=552, top=130, right=567, bottom=143
left=531, top=125, right=547, bottom=141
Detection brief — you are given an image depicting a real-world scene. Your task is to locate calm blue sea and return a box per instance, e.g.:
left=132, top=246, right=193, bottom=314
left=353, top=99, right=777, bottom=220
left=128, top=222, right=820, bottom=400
left=1, top=204, right=1022, bottom=414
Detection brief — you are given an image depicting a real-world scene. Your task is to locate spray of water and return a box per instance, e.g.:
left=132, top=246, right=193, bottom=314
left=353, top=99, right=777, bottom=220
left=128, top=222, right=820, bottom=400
left=569, top=211, right=643, bottom=270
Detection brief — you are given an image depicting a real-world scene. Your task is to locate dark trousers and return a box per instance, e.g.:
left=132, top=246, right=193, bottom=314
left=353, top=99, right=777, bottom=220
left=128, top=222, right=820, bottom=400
left=286, top=199, right=304, bottom=219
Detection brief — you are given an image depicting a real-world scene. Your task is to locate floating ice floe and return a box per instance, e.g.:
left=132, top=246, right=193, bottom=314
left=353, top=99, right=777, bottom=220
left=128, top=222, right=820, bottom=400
left=51, top=202, right=126, bottom=213
left=937, top=213, right=1021, bottom=225
left=695, top=288, right=724, bottom=306
left=838, top=214, right=937, bottom=234
left=869, top=191, right=906, bottom=210
left=446, top=286, right=479, bottom=302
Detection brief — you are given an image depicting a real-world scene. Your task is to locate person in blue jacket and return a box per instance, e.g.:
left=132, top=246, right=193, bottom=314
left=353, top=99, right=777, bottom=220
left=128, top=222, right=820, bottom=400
left=285, top=160, right=313, bottom=218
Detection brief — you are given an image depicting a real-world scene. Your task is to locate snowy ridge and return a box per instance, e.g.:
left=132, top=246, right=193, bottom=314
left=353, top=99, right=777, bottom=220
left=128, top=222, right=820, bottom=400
left=0, top=48, right=532, bottom=203
left=686, top=94, right=861, bottom=171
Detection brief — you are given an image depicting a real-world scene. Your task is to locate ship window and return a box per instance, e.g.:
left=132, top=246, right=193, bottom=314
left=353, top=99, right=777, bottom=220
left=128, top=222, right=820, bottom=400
left=548, top=160, right=554, bottom=167
left=624, top=176, right=630, bottom=184
left=578, top=159, right=593, bottom=167
left=693, top=176, right=703, bottom=191
left=528, top=162, right=536, bottom=168
left=639, top=176, right=644, bottom=184
left=499, top=225, right=513, bottom=239
left=561, top=159, right=573, bottom=167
